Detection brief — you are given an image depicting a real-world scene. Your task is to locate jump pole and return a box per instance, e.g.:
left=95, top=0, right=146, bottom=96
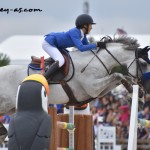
left=49, top=105, right=93, bottom=150
left=127, top=85, right=139, bottom=150
left=68, top=106, right=75, bottom=150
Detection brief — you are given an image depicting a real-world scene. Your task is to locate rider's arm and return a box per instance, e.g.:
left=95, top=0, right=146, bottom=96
left=69, top=29, right=96, bottom=52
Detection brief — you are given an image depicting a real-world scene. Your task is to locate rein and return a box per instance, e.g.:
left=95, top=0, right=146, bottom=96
left=90, top=50, right=110, bottom=74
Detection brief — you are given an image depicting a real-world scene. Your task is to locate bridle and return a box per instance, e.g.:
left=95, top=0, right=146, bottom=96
left=81, top=36, right=145, bottom=84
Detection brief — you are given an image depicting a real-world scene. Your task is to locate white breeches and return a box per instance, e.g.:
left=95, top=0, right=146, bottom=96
left=42, top=40, right=65, bottom=67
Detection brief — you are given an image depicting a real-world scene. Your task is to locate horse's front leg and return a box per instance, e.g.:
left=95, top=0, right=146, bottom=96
left=108, top=73, right=144, bottom=98
left=113, top=73, right=144, bottom=98
left=124, top=76, right=144, bottom=98
left=98, top=73, right=131, bottom=97
left=79, top=73, right=126, bottom=98
left=104, top=73, right=144, bottom=109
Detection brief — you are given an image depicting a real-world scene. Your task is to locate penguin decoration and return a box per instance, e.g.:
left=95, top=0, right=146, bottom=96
left=8, top=74, right=52, bottom=150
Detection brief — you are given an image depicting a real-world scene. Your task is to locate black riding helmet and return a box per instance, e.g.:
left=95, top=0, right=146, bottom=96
left=75, top=14, right=96, bottom=28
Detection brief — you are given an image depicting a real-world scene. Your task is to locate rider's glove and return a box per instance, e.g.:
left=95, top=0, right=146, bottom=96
left=96, top=42, right=106, bottom=49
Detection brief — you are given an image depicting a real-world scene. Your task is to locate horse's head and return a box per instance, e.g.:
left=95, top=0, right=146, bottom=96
left=103, top=35, right=150, bottom=94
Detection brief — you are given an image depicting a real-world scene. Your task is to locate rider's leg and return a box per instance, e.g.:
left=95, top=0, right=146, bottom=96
left=44, top=61, right=59, bottom=79
left=42, top=40, right=65, bottom=79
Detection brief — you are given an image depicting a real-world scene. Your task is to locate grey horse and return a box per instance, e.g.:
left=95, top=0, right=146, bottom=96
left=0, top=36, right=148, bottom=115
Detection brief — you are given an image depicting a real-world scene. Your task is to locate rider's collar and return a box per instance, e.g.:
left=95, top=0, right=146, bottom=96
left=80, top=29, right=84, bottom=40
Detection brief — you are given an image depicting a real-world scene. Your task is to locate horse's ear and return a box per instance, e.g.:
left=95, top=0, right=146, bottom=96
left=138, top=47, right=150, bottom=64
left=137, top=48, right=148, bottom=58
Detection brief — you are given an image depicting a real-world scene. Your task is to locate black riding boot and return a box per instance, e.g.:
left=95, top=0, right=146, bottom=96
left=44, top=61, right=59, bottom=79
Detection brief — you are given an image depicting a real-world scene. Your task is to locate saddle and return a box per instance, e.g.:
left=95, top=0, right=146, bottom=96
left=28, top=49, right=70, bottom=84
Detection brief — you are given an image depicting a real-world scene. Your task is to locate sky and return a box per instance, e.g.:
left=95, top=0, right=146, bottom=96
left=0, top=0, right=150, bottom=43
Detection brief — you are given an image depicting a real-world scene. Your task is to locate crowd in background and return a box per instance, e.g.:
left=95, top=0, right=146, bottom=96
left=90, top=85, right=150, bottom=140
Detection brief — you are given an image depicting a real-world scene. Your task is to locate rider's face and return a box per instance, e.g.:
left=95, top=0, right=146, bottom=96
left=82, top=24, right=93, bottom=34
left=88, top=24, right=92, bottom=34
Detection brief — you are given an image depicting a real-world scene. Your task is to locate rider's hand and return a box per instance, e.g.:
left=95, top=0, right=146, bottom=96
left=96, top=42, right=106, bottom=49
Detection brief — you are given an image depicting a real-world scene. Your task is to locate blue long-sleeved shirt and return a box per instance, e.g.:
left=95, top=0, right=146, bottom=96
left=44, top=27, right=96, bottom=52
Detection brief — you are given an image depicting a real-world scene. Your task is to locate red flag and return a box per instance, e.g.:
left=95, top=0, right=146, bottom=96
left=116, top=28, right=127, bottom=35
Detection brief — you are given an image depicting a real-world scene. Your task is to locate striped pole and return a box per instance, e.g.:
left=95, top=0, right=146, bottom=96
left=138, top=118, right=150, bottom=127
left=57, top=148, right=74, bottom=150
left=68, top=106, right=75, bottom=149
left=57, top=121, right=74, bottom=130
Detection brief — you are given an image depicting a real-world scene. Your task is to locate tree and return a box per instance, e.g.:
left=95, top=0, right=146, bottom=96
left=0, top=53, right=10, bottom=67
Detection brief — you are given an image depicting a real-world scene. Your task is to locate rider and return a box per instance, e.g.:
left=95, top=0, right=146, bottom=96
left=42, top=14, right=106, bottom=79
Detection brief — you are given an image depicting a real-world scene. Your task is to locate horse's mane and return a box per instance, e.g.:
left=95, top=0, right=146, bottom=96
left=103, top=35, right=140, bottom=51
left=114, top=36, right=140, bottom=50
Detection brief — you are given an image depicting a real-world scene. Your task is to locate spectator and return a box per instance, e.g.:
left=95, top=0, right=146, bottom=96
left=108, top=94, right=116, bottom=108
left=91, top=106, right=99, bottom=123
left=143, top=94, right=150, bottom=110
left=118, top=105, right=130, bottom=138
left=93, top=97, right=100, bottom=109
left=118, top=105, right=129, bottom=126
left=98, top=106, right=108, bottom=123
left=138, top=126, right=149, bottom=139
left=138, top=105, right=150, bottom=119
left=106, top=108, right=116, bottom=126
left=99, top=96, right=109, bottom=109
left=137, top=105, right=150, bottom=139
